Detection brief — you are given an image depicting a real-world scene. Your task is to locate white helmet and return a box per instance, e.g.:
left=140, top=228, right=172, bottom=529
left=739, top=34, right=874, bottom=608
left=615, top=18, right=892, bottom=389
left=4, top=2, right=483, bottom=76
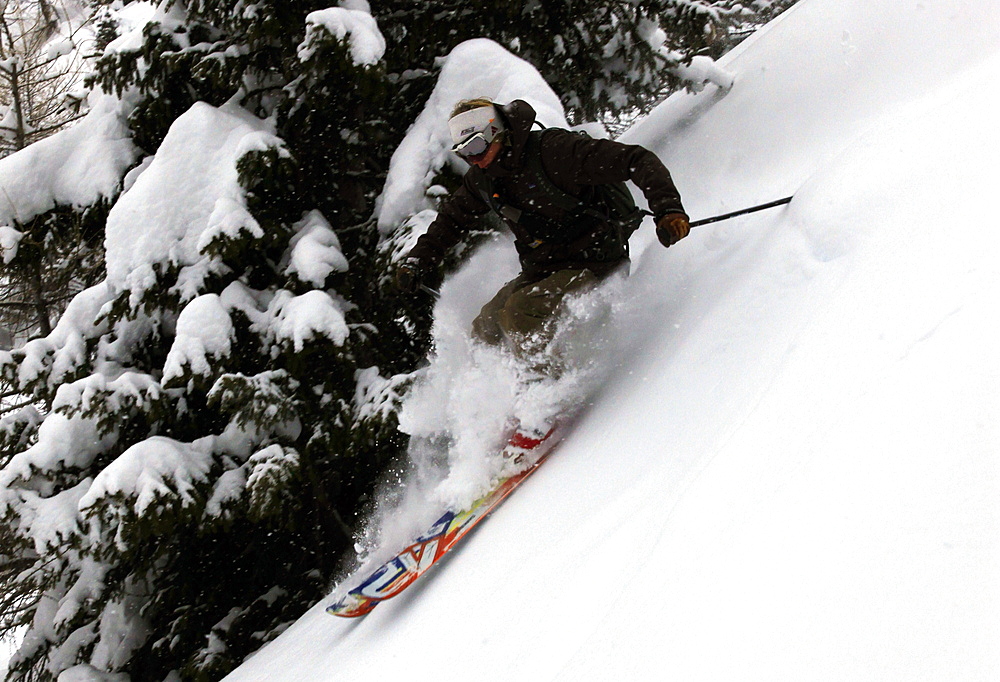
left=448, top=104, right=505, bottom=157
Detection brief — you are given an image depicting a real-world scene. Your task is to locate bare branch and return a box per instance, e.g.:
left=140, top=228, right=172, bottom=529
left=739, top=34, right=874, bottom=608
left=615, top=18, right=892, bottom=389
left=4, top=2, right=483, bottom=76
left=26, top=111, right=82, bottom=136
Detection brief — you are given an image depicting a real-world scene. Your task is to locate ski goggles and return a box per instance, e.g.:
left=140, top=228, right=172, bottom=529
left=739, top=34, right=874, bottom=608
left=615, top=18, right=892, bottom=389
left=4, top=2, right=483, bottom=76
left=449, top=105, right=504, bottom=158
left=451, top=132, right=493, bottom=158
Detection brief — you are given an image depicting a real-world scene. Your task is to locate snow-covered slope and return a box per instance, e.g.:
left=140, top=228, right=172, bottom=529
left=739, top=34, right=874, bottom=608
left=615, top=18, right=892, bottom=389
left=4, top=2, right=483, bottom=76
left=226, top=1, right=1000, bottom=679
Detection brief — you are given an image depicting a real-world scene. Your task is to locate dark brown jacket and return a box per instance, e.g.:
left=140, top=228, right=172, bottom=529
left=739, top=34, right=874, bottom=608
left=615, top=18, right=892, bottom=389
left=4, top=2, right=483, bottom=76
left=408, top=100, right=686, bottom=278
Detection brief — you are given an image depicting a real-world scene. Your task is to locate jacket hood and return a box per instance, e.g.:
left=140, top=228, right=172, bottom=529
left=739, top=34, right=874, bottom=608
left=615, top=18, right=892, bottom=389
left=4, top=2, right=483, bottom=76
left=487, top=99, right=537, bottom=177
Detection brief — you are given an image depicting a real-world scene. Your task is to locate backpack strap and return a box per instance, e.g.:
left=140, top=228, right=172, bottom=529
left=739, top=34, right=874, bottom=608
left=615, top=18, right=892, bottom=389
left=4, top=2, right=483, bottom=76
left=466, top=133, right=587, bottom=248
left=518, top=130, right=592, bottom=216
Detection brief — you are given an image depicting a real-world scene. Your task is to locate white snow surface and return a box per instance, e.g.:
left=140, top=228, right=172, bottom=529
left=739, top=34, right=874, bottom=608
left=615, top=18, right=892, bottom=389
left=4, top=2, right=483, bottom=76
left=229, top=0, right=1000, bottom=680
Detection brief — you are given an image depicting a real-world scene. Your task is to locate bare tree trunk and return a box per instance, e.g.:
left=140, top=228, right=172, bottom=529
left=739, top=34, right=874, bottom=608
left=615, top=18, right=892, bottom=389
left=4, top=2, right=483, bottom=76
left=29, top=259, right=50, bottom=337
left=8, top=57, right=26, bottom=150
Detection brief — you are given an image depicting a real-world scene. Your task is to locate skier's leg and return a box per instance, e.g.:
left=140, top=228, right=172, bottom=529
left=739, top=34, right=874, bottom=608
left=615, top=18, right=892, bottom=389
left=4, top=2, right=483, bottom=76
left=471, top=274, right=532, bottom=346
left=498, top=268, right=599, bottom=360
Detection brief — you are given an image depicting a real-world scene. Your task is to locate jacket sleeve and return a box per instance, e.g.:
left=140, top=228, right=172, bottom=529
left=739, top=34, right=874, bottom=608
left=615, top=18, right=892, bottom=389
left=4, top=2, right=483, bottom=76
left=406, top=171, right=490, bottom=267
left=541, top=130, right=687, bottom=220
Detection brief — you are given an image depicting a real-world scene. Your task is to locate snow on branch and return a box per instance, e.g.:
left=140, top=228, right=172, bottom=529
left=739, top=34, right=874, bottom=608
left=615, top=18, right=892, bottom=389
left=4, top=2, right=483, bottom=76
left=0, top=411, right=112, bottom=494
left=668, top=53, right=736, bottom=92
left=162, top=294, right=235, bottom=386
left=284, top=210, right=349, bottom=288
left=245, top=444, right=301, bottom=521
left=261, top=290, right=350, bottom=351
left=298, top=6, right=386, bottom=67
left=375, top=39, right=568, bottom=234
left=7, top=281, right=114, bottom=392
left=354, top=366, right=411, bottom=427
left=14, top=480, right=91, bottom=558
left=52, top=372, right=167, bottom=442
left=78, top=436, right=217, bottom=550
left=103, top=102, right=286, bottom=305
left=0, top=94, right=138, bottom=228
left=0, top=225, right=23, bottom=263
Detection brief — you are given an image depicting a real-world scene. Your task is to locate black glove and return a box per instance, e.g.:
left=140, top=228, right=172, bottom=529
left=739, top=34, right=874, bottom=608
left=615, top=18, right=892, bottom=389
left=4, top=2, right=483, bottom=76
left=656, top=212, right=691, bottom=248
left=393, top=258, right=423, bottom=294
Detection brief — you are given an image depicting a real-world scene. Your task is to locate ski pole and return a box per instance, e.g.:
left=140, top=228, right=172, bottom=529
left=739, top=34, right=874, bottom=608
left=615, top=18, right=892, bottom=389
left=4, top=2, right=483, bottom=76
left=640, top=195, right=793, bottom=227
left=689, top=196, right=793, bottom=227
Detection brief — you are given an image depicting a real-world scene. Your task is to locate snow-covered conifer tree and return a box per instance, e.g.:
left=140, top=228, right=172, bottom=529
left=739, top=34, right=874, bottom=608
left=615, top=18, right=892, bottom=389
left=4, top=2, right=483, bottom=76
left=0, top=2, right=411, bottom=679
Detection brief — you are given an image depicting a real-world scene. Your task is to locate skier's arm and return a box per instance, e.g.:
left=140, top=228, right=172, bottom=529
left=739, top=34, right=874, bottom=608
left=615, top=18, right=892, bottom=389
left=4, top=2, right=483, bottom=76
left=542, top=131, right=687, bottom=220
left=405, top=175, right=490, bottom=267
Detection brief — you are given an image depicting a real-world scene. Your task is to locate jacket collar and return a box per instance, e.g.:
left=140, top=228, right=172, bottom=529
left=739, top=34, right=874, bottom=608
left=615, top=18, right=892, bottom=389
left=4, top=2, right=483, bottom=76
left=483, top=99, right=537, bottom=179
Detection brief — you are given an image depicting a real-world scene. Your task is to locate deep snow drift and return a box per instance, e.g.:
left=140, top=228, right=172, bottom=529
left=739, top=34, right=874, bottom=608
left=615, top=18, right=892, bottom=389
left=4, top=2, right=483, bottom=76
left=227, top=0, right=1000, bottom=680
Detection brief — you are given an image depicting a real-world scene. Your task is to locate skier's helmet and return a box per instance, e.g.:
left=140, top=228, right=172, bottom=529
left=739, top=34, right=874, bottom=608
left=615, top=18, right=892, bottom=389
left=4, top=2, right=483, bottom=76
left=449, top=100, right=505, bottom=158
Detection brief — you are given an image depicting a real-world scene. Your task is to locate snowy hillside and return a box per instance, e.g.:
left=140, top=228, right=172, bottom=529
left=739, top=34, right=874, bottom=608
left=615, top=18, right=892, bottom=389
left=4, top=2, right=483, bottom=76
left=227, top=0, right=1000, bottom=680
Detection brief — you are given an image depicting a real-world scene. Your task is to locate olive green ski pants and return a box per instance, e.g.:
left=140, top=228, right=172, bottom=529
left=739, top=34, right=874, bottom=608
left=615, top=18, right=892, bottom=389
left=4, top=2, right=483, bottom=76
left=471, top=268, right=600, bottom=358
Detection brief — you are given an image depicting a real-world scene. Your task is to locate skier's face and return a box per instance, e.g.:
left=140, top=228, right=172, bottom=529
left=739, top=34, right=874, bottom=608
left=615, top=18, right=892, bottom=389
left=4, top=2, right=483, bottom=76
left=465, top=138, right=504, bottom=169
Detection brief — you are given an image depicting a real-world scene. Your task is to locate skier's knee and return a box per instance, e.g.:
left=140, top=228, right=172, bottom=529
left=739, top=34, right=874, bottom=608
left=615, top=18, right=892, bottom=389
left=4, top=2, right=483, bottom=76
left=471, top=311, right=504, bottom=346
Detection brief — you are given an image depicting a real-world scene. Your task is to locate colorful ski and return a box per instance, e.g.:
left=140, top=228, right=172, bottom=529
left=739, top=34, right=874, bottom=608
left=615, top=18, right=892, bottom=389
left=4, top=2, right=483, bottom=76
left=327, top=424, right=564, bottom=618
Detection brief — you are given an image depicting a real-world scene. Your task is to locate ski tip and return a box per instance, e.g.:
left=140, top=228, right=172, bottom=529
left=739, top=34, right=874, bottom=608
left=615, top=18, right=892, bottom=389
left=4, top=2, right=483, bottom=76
left=327, top=595, right=379, bottom=618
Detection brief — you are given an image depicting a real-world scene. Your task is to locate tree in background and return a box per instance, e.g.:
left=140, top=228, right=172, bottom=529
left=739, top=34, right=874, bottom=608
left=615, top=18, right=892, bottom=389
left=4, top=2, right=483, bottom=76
left=0, top=1, right=787, bottom=679
left=709, top=0, right=800, bottom=56
left=369, top=0, right=766, bottom=127
left=0, top=0, right=96, bottom=357
left=0, top=0, right=91, bottom=157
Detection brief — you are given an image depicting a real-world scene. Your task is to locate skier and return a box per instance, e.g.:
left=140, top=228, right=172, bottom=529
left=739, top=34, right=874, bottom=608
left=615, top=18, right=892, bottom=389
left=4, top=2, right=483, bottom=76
left=395, top=98, right=689, bottom=362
